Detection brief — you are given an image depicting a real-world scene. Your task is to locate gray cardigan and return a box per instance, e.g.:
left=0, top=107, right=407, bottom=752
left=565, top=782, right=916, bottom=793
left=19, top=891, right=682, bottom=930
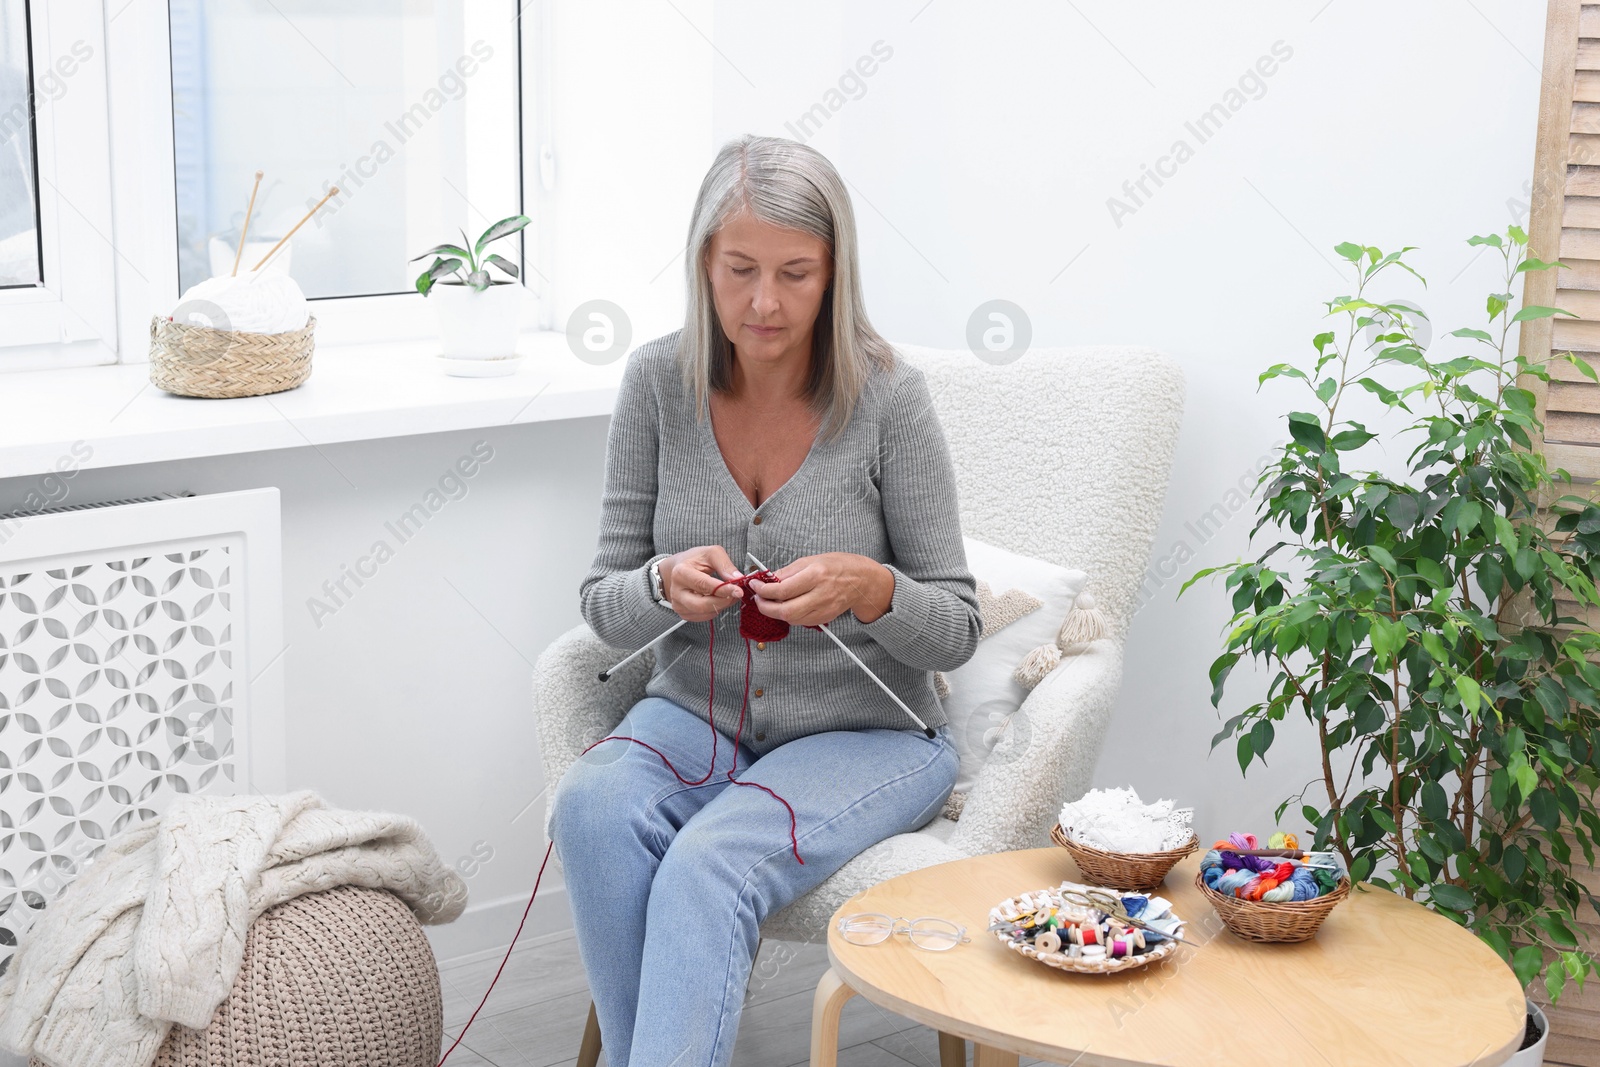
left=578, top=329, right=981, bottom=754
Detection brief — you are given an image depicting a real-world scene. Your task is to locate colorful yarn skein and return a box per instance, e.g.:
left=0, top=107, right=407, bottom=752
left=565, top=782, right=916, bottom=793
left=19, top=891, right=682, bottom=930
left=1199, top=832, right=1342, bottom=902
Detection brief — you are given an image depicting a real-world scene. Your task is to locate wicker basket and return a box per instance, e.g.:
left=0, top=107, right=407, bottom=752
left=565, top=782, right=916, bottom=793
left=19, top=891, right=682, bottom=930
left=149, top=314, right=315, bottom=398
left=1051, top=823, right=1198, bottom=892
left=1195, top=870, right=1351, bottom=943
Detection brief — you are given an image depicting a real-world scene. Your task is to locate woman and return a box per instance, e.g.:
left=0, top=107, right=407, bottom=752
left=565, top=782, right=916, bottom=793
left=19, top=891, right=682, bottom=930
left=549, top=133, right=980, bottom=1067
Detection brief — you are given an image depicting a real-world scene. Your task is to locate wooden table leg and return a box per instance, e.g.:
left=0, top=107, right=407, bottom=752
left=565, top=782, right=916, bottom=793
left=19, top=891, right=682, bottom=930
left=973, top=1043, right=1019, bottom=1067
left=938, top=1030, right=967, bottom=1067
left=809, top=966, right=858, bottom=1067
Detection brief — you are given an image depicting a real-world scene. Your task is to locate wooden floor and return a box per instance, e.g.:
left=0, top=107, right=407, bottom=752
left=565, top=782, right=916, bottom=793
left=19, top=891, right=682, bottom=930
left=435, top=932, right=1057, bottom=1067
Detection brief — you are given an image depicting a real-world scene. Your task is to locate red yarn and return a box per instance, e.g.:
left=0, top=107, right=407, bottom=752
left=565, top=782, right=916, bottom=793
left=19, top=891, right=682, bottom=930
left=442, top=575, right=809, bottom=1066
left=579, top=570, right=808, bottom=865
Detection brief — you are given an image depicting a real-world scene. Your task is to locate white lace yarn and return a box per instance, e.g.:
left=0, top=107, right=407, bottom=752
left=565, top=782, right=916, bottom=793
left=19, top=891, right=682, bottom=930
left=1058, top=786, right=1194, bottom=853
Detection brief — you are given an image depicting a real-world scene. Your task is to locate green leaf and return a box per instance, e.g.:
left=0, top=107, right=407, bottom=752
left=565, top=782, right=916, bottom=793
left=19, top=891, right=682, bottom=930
left=1513, top=944, right=1545, bottom=986
left=1209, top=652, right=1240, bottom=706
left=1534, top=914, right=1581, bottom=949
left=474, top=215, right=531, bottom=258
left=1249, top=719, right=1275, bottom=761
left=1449, top=327, right=1495, bottom=343
left=1494, top=513, right=1519, bottom=554
left=1421, top=781, right=1448, bottom=823
left=1431, top=883, right=1476, bottom=912
left=1455, top=674, right=1484, bottom=714
left=1513, top=305, right=1579, bottom=322
left=409, top=242, right=470, bottom=262
left=1287, top=412, right=1326, bottom=452
left=484, top=252, right=520, bottom=279
left=1237, top=733, right=1254, bottom=774
left=1334, top=241, right=1365, bottom=262
left=1567, top=353, right=1600, bottom=382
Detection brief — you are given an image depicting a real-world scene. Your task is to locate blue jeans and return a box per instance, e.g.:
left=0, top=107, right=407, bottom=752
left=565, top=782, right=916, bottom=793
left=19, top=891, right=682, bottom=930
left=548, top=695, right=958, bottom=1067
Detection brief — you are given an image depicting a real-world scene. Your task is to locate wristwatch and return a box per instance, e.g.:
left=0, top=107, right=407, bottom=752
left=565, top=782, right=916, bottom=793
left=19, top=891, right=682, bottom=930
left=648, top=558, right=673, bottom=608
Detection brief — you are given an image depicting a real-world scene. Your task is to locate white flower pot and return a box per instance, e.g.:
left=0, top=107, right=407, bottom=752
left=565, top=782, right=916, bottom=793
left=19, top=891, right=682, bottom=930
left=430, top=280, right=524, bottom=376
left=1507, top=999, right=1548, bottom=1066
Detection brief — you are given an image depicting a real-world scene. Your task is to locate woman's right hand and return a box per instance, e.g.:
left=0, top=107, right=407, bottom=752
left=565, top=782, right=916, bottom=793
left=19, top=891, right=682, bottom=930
left=659, top=546, right=745, bottom=622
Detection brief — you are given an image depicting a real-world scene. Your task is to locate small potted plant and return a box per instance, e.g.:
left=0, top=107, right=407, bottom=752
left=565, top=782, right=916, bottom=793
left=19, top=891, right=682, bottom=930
left=1188, top=227, right=1599, bottom=1065
left=412, top=214, right=530, bottom=375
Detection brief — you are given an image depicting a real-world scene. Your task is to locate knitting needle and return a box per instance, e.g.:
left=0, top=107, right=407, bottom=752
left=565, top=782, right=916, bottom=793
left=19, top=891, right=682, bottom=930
left=251, top=186, right=341, bottom=273
left=747, top=552, right=936, bottom=739
left=598, top=619, right=686, bottom=682
left=231, top=170, right=264, bottom=277
left=597, top=564, right=752, bottom=681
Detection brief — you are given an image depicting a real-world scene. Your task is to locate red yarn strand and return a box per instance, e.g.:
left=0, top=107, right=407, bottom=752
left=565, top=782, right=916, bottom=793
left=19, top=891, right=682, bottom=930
left=436, top=838, right=554, bottom=1066
left=580, top=572, right=806, bottom=862
left=443, top=573, right=807, bottom=1064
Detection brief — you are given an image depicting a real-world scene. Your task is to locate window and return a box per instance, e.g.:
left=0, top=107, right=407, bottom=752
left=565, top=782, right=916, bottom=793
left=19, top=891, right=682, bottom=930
left=0, top=0, right=43, bottom=289
left=0, top=1, right=116, bottom=365
left=166, top=1, right=524, bottom=306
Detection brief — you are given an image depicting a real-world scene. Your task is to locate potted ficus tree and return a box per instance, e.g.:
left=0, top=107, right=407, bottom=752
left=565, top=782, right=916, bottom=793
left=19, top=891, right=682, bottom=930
left=412, top=214, right=530, bottom=375
left=1187, top=227, right=1600, bottom=1064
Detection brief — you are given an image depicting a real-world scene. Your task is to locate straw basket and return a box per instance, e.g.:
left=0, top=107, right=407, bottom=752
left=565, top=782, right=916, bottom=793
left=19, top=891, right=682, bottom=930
left=1195, top=871, right=1351, bottom=943
left=149, top=314, right=315, bottom=398
left=1051, top=824, right=1198, bottom=893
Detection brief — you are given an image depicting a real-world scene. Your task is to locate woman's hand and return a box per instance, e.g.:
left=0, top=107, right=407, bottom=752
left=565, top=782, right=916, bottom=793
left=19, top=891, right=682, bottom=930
left=659, top=545, right=746, bottom=622
left=746, top=553, right=895, bottom=626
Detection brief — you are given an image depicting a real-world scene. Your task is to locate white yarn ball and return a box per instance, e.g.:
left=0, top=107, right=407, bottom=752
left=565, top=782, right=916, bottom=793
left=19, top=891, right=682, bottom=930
left=173, top=271, right=309, bottom=334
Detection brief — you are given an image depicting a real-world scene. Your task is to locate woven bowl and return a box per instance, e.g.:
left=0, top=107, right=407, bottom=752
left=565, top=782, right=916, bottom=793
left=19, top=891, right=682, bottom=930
left=989, top=883, right=1186, bottom=975
left=1194, top=871, right=1351, bottom=943
left=1051, top=824, right=1199, bottom=892
left=149, top=314, right=316, bottom=398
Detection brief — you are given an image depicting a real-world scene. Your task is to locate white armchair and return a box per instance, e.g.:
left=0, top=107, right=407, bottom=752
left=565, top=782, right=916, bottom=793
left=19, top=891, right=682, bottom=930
left=532, top=343, right=1184, bottom=1065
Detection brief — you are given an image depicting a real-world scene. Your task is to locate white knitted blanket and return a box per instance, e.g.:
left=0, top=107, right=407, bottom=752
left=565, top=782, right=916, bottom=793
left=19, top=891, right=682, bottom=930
left=0, top=789, right=468, bottom=1067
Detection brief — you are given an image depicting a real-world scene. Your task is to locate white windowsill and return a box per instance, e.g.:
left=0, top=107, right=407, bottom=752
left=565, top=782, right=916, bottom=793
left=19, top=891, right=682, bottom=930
left=0, top=330, right=625, bottom=480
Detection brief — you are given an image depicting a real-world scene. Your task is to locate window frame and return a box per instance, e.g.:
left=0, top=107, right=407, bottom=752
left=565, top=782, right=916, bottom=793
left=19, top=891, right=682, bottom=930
left=0, top=0, right=118, bottom=370
left=0, top=0, right=543, bottom=370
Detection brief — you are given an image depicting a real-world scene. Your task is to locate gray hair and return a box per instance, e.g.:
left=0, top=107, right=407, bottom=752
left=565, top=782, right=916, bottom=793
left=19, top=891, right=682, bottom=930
left=680, top=134, right=893, bottom=442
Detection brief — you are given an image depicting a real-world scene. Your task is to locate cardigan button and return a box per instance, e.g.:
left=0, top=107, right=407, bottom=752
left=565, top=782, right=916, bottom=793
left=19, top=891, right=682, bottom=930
left=756, top=642, right=766, bottom=651
left=754, top=688, right=764, bottom=697
left=752, top=514, right=763, bottom=525
left=755, top=731, right=766, bottom=741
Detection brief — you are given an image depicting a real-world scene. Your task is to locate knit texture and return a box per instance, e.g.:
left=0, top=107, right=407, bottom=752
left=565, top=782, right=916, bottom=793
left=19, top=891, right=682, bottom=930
left=25, top=885, right=446, bottom=1067
left=0, top=790, right=467, bottom=1067
left=579, top=329, right=982, bottom=754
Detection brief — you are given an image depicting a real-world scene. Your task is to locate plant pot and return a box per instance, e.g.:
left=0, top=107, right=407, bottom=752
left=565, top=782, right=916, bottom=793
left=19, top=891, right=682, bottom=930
left=430, top=280, right=524, bottom=375
left=1508, top=999, right=1548, bottom=1066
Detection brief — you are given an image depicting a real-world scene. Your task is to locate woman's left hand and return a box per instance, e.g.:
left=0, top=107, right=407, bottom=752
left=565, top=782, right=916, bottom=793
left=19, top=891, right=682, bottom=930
left=746, top=553, right=895, bottom=626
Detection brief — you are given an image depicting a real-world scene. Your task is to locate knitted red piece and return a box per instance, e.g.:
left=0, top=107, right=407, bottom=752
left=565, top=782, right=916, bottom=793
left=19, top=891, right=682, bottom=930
left=718, top=569, right=821, bottom=642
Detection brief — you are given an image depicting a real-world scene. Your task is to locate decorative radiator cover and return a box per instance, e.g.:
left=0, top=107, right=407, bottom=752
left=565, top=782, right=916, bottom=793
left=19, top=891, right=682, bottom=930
left=0, top=488, right=284, bottom=976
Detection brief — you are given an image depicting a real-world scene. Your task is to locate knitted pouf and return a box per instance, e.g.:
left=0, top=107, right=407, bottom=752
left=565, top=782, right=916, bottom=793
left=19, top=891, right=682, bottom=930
left=30, top=884, right=444, bottom=1067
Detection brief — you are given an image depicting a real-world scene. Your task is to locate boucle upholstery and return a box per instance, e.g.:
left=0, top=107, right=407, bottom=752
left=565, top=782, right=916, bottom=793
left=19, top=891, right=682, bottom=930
left=533, top=344, right=1184, bottom=944
left=28, top=885, right=443, bottom=1067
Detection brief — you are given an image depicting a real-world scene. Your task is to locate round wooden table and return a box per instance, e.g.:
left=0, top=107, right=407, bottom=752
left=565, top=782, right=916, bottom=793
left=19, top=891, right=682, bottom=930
left=810, top=848, right=1527, bottom=1067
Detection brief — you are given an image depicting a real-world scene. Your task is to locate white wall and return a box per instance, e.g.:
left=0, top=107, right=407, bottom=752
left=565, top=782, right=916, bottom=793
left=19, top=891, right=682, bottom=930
left=705, top=0, right=1545, bottom=842
left=0, top=0, right=1549, bottom=973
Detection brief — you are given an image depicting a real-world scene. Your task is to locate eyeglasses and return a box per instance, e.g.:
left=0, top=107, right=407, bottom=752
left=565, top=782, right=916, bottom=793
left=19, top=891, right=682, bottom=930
left=836, top=913, right=970, bottom=951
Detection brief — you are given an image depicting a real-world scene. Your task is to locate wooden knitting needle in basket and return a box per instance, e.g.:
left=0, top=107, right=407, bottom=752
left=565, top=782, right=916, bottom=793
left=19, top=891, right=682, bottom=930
left=250, top=185, right=341, bottom=273
left=230, top=170, right=264, bottom=277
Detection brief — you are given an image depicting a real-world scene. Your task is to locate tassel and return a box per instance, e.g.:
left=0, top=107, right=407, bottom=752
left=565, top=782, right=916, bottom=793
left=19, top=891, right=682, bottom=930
left=1056, top=590, right=1106, bottom=651
left=1013, top=643, right=1060, bottom=690
left=933, top=670, right=951, bottom=699
left=1013, top=590, right=1107, bottom=691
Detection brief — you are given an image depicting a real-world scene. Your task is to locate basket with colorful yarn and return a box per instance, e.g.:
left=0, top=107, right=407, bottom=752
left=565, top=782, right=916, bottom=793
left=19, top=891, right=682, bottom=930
left=1196, top=832, right=1350, bottom=944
